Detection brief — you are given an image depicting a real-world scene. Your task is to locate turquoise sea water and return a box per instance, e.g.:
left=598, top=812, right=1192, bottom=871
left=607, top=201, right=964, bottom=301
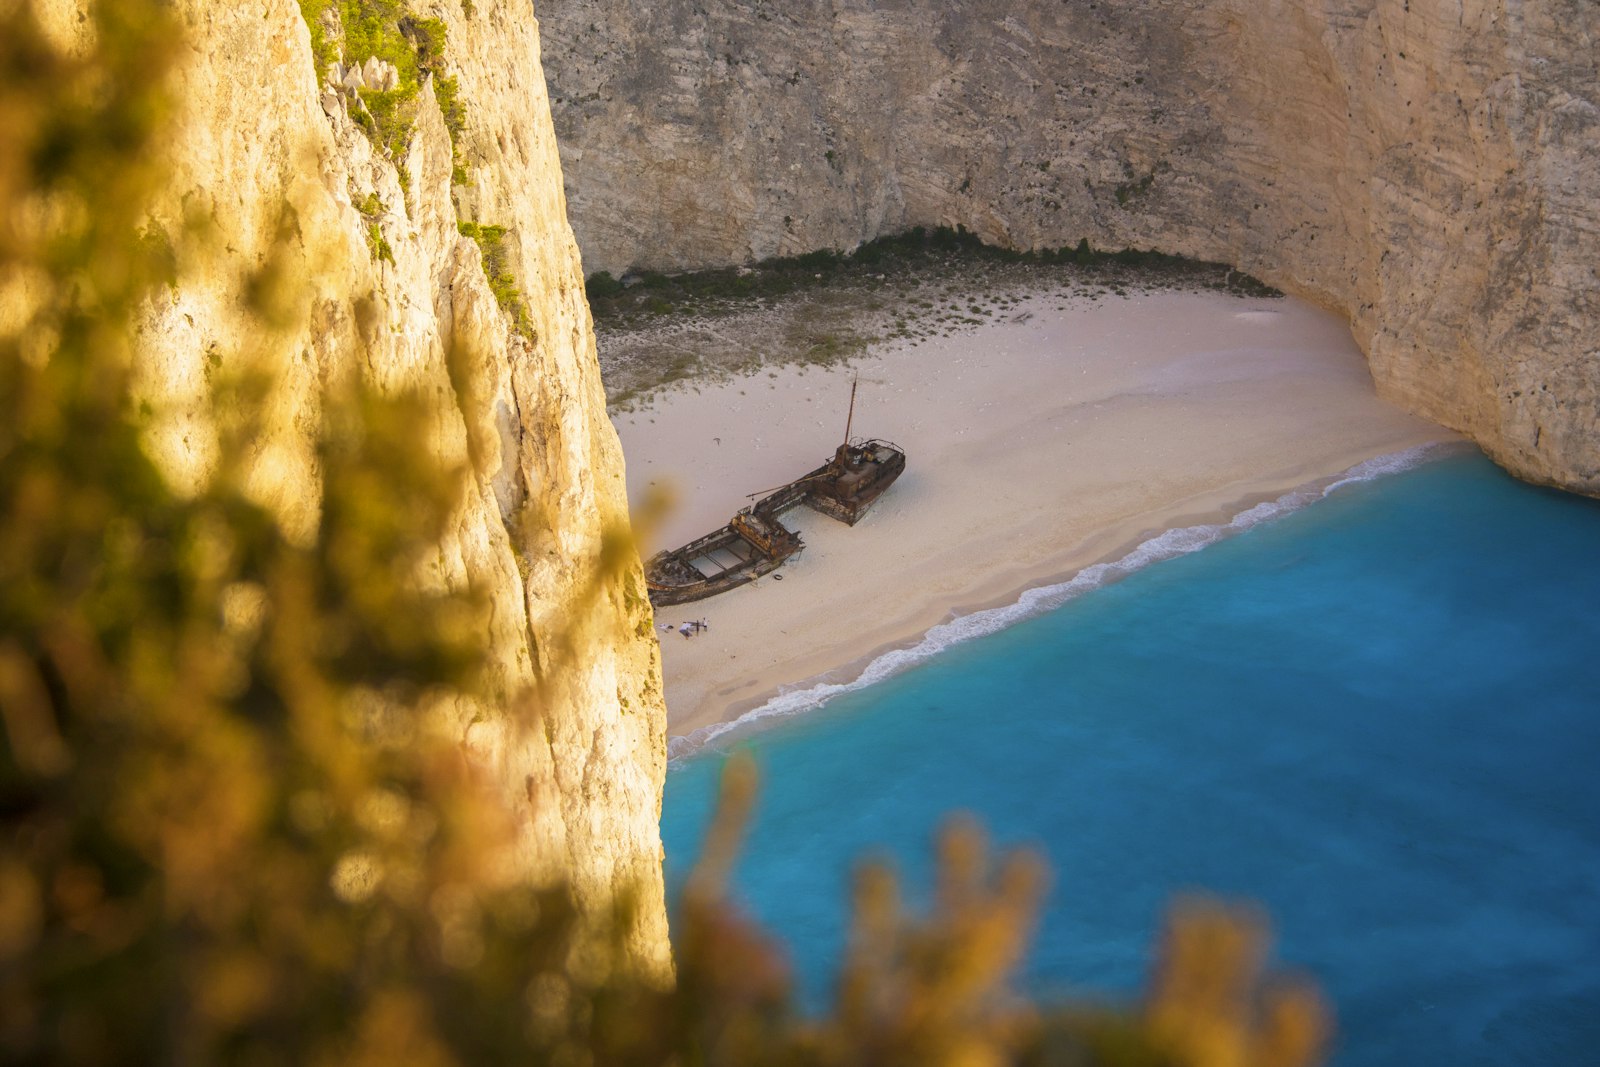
left=661, top=452, right=1600, bottom=1065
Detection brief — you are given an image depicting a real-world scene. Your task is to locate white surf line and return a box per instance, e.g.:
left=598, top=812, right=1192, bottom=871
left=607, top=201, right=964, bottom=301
left=667, top=440, right=1468, bottom=762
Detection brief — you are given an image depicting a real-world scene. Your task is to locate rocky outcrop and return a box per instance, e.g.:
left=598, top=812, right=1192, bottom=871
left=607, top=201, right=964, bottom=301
left=39, top=0, right=669, bottom=968
left=540, top=0, right=1599, bottom=495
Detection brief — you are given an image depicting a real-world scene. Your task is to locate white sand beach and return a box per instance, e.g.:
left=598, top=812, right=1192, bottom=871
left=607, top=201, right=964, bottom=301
left=611, top=289, right=1458, bottom=745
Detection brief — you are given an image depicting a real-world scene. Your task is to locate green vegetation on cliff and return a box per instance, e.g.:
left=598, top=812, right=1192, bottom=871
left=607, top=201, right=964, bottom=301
left=299, top=1, right=530, bottom=340
left=300, top=0, right=468, bottom=184
left=459, top=221, right=535, bottom=341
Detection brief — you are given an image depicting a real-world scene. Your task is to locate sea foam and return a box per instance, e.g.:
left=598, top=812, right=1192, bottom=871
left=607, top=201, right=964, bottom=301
left=667, top=441, right=1462, bottom=761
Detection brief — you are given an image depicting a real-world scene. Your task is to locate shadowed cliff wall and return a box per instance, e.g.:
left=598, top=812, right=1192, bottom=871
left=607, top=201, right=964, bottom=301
left=541, top=0, right=1599, bottom=495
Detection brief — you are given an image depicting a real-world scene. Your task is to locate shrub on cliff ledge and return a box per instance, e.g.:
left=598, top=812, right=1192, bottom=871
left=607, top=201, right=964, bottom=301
left=459, top=220, right=535, bottom=340
left=300, top=0, right=468, bottom=182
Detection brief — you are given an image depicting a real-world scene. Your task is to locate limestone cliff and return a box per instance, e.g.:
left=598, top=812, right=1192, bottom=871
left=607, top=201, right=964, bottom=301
left=540, top=0, right=1599, bottom=495
left=39, top=0, right=669, bottom=967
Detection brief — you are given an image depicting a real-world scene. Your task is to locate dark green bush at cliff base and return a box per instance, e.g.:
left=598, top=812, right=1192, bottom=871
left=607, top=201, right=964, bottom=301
left=585, top=226, right=1281, bottom=330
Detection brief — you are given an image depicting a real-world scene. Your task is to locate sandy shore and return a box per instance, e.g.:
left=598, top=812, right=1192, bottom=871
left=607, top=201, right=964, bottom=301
left=611, top=289, right=1457, bottom=747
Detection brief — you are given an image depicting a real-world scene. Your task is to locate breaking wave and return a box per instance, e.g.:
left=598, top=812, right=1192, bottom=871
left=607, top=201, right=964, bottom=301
left=667, top=441, right=1463, bottom=762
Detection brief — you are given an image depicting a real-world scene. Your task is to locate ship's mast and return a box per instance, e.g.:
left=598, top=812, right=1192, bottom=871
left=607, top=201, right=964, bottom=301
left=842, top=372, right=858, bottom=448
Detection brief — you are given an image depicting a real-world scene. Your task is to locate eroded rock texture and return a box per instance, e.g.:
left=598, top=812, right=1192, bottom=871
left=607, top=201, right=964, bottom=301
left=38, top=0, right=669, bottom=968
left=541, top=0, right=1599, bottom=494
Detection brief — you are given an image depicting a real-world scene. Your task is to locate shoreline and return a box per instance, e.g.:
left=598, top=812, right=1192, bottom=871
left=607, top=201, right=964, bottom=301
left=664, top=439, right=1469, bottom=758
left=611, top=287, right=1460, bottom=751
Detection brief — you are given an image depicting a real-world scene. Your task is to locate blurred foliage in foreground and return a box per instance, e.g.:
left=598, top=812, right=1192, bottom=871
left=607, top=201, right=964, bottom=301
left=0, top=2, right=1329, bottom=1064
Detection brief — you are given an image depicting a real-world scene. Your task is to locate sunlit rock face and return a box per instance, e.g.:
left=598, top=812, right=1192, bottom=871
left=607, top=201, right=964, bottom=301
left=38, top=0, right=669, bottom=970
left=540, top=0, right=1599, bottom=495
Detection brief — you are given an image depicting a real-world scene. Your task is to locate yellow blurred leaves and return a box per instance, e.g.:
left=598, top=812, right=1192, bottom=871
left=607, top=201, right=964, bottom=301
left=1147, top=900, right=1330, bottom=1067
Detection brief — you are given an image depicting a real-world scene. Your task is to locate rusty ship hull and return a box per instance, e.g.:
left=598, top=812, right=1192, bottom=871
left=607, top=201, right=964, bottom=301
left=644, top=509, right=804, bottom=607
left=798, top=439, right=907, bottom=526
left=645, top=438, right=905, bottom=607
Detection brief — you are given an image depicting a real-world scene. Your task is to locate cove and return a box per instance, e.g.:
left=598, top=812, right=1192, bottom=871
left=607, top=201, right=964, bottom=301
left=662, top=453, right=1600, bottom=1066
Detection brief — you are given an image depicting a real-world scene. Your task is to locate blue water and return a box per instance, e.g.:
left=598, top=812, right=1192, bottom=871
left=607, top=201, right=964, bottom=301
left=661, top=453, right=1600, bottom=1065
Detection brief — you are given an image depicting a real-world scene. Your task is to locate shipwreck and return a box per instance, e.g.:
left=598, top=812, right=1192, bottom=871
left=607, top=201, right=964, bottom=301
left=645, top=380, right=906, bottom=607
